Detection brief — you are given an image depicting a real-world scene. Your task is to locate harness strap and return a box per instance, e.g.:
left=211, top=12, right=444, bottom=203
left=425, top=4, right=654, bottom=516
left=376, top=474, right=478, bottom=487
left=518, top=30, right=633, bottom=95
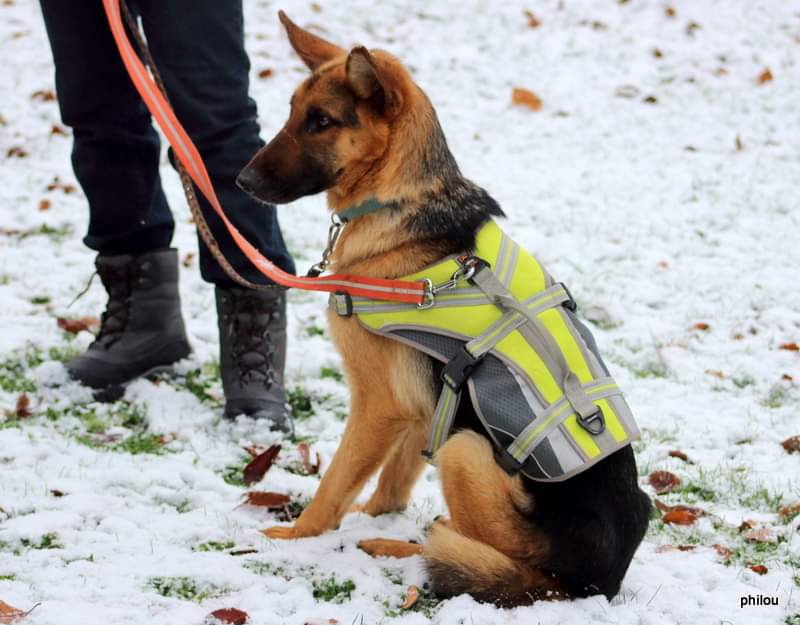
left=507, top=378, right=622, bottom=465
left=469, top=264, right=606, bottom=435
left=101, top=0, right=428, bottom=305
left=421, top=282, right=574, bottom=461
left=422, top=385, right=461, bottom=461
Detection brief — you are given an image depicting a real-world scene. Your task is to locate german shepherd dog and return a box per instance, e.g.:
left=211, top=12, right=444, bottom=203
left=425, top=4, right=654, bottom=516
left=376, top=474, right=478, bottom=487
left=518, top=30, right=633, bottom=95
left=237, top=12, right=651, bottom=607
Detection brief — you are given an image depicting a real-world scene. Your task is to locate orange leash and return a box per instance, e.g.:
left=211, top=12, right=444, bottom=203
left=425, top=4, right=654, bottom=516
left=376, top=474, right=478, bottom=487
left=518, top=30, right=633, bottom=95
left=101, top=0, right=427, bottom=305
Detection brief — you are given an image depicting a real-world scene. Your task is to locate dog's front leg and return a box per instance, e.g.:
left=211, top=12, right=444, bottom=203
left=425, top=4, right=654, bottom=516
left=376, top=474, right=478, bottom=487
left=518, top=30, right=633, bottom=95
left=263, top=389, right=406, bottom=539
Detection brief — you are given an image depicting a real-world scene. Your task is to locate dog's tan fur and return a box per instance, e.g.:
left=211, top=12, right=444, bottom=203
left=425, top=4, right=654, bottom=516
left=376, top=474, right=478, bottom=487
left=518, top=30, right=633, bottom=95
left=254, top=13, right=567, bottom=604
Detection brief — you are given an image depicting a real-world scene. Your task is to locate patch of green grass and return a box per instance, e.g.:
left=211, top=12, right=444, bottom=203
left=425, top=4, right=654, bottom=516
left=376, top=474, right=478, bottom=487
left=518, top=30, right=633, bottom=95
left=632, top=361, right=670, bottom=379
left=0, top=356, right=37, bottom=393
left=149, top=576, right=230, bottom=602
left=175, top=499, right=192, bottom=514
left=305, top=325, right=325, bottom=337
left=287, top=386, right=314, bottom=420
left=193, top=540, right=235, bottom=553
left=382, top=584, right=440, bottom=618
left=312, top=575, right=356, bottom=603
left=114, top=432, right=167, bottom=455
left=21, top=533, right=62, bottom=550
left=245, top=560, right=287, bottom=577
left=672, top=482, right=717, bottom=503
left=221, top=458, right=249, bottom=486
left=0, top=574, right=16, bottom=581
left=320, top=367, right=343, bottom=382
left=785, top=615, right=800, bottom=625
left=30, top=296, right=51, bottom=305
left=762, top=386, right=789, bottom=409
left=739, top=487, right=784, bottom=513
left=181, top=362, right=222, bottom=407
left=732, top=375, right=755, bottom=389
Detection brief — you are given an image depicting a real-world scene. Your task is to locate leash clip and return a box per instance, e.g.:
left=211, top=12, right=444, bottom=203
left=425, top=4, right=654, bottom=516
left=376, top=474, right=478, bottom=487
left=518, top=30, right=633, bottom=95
left=418, top=257, right=483, bottom=308
left=307, top=213, right=345, bottom=277
left=418, top=279, right=436, bottom=309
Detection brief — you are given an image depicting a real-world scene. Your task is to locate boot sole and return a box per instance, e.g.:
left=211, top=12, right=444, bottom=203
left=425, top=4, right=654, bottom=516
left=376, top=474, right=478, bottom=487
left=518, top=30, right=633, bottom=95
left=91, top=362, right=187, bottom=403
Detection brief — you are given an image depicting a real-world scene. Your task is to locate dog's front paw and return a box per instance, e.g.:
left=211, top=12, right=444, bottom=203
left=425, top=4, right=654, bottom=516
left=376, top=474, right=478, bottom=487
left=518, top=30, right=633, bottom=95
left=261, top=524, right=321, bottom=540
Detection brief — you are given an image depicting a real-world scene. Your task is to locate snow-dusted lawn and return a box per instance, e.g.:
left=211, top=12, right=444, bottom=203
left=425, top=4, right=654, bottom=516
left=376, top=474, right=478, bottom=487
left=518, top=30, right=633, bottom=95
left=1, top=1, right=798, bottom=624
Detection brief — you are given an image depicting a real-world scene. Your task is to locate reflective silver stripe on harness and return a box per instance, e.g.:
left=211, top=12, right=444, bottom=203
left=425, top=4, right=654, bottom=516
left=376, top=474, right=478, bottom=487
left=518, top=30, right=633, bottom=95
left=469, top=265, right=606, bottom=438
left=421, top=281, right=572, bottom=460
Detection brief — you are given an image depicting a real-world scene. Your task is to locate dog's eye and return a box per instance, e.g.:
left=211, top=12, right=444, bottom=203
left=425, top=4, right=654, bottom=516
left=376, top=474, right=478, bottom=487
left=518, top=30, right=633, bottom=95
left=306, top=110, right=335, bottom=133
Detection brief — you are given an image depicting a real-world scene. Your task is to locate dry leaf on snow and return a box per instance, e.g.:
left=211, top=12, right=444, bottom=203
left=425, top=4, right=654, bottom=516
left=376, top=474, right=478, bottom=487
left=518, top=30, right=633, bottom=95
left=57, top=316, right=99, bottom=335
left=512, top=87, right=542, bottom=111
left=243, top=444, right=281, bottom=485
left=243, top=491, right=291, bottom=509
left=298, top=442, right=321, bottom=475
left=668, top=450, right=692, bottom=463
left=757, top=68, right=773, bottom=85
left=15, top=393, right=31, bottom=418
left=648, top=470, right=681, bottom=494
left=779, top=342, right=799, bottom=351
left=781, top=436, right=800, bottom=454
left=205, top=608, right=249, bottom=625
left=749, top=564, right=768, bottom=575
left=401, top=585, right=420, bottom=609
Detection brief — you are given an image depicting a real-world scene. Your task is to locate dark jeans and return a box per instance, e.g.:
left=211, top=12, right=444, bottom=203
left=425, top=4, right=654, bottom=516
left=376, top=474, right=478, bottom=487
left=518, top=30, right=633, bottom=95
left=39, top=0, right=295, bottom=285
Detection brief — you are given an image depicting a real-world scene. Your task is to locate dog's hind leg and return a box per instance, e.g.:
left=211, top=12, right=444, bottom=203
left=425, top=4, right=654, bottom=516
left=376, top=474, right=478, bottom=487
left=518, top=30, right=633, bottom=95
left=352, top=419, right=428, bottom=516
left=424, top=430, right=568, bottom=605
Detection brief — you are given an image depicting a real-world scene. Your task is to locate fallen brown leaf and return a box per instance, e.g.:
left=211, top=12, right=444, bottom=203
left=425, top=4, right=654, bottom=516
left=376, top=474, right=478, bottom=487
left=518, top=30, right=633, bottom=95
left=655, top=544, right=697, bottom=553
left=668, top=450, right=692, bottom=463
left=243, top=491, right=291, bottom=509
left=258, top=68, right=273, bottom=79
left=685, top=21, right=701, bottom=36
left=182, top=252, right=195, bottom=268
left=738, top=519, right=755, bottom=532
left=57, top=316, right=99, bottom=335
left=206, top=608, right=249, bottom=625
left=665, top=6, right=676, bottom=18
left=757, top=68, right=773, bottom=85
left=705, top=369, right=724, bottom=379
left=649, top=470, right=681, bottom=494
left=31, top=89, right=56, bottom=102
left=642, top=95, right=658, bottom=104
left=298, top=442, right=321, bottom=475
left=15, top=393, right=31, bottom=418
left=779, top=342, right=799, bottom=351
left=782, top=436, right=800, bottom=454
left=663, top=509, right=699, bottom=525
left=243, top=444, right=281, bottom=485
left=782, top=374, right=794, bottom=382
left=6, top=147, right=28, bottom=159
left=749, top=564, right=768, bottom=575
left=523, top=10, right=541, bottom=28
left=693, top=322, right=710, bottom=331
left=50, top=125, right=67, bottom=136
left=0, top=601, right=39, bottom=624
left=401, top=585, right=420, bottom=609
left=743, top=527, right=772, bottom=543
left=712, top=543, right=733, bottom=561
left=735, top=135, right=744, bottom=151
left=512, top=87, right=543, bottom=112
left=38, top=199, right=51, bottom=211
left=778, top=503, right=800, bottom=519
left=50, top=489, right=65, bottom=497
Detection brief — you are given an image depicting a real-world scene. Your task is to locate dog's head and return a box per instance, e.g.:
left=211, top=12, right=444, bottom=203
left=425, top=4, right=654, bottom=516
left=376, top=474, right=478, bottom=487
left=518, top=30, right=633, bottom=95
left=237, top=11, right=412, bottom=205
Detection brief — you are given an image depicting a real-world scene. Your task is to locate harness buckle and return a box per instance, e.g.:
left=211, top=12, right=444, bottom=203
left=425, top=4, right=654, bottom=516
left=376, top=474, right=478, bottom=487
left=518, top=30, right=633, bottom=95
left=332, top=291, right=353, bottom=317
left=558, top=281, right=578, bottom=312
left=577, top=406, right=605, bottom=435
left=418, top=279, right=435, bottom=309
left=441, top=346, right=482, bottom=392
left=457, top=255, right=490, bottom=281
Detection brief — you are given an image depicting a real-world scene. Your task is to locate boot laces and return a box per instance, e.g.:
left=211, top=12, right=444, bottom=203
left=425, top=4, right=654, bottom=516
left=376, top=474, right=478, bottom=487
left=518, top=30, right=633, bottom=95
left=93, top=263, right=133, bottom=347
left=229, top=293, right=278, bottom=389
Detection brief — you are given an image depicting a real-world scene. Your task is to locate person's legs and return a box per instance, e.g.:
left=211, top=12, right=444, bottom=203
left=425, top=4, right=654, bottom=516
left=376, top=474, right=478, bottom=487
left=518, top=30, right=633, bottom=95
left=39, top=0, right=174, bottom=255
left=136, top=0, right=295, bottom=433
left=136, top=0, right=295, bottom=283
left=39, top=0, right=190, bottom=395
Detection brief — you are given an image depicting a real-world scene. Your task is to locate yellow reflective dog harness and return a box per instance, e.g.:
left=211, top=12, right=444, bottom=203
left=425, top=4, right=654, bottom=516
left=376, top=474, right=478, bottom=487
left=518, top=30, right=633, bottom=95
left=329, top=220, right=640, bottom=482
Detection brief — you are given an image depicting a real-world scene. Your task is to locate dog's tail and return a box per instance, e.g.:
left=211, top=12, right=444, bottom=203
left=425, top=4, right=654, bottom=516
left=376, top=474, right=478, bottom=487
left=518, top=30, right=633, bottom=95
left=423, top=524, right=568, bottom=607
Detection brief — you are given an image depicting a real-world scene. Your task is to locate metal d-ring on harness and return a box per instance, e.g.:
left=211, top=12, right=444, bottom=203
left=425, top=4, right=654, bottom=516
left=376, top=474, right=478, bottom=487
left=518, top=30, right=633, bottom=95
left=422, top=254, right=607, bottom=470
left=417, top=256, right=480, bottom=310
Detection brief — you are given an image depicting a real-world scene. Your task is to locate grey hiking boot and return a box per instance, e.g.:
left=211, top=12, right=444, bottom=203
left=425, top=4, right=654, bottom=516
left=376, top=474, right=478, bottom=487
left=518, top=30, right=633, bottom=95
left=215, top=285, right=293, bottom=437
left=67, top=249, right=191, bottom=399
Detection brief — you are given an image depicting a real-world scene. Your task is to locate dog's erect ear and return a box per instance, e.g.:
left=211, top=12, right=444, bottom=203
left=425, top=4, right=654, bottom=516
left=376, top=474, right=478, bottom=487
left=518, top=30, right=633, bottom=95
left=278, top=10, right=344, bottom=70
left=345, top=47, right=403, bottom=116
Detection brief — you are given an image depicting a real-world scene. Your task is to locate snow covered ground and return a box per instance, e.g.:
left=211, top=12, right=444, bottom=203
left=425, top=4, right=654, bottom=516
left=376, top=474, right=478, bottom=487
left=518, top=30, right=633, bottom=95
left=1, top=1, right=799, bottom=624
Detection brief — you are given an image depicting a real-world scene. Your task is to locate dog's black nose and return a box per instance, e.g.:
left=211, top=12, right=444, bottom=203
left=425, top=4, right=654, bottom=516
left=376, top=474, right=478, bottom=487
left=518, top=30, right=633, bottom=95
left=236, top=167, right=261, bottom=195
